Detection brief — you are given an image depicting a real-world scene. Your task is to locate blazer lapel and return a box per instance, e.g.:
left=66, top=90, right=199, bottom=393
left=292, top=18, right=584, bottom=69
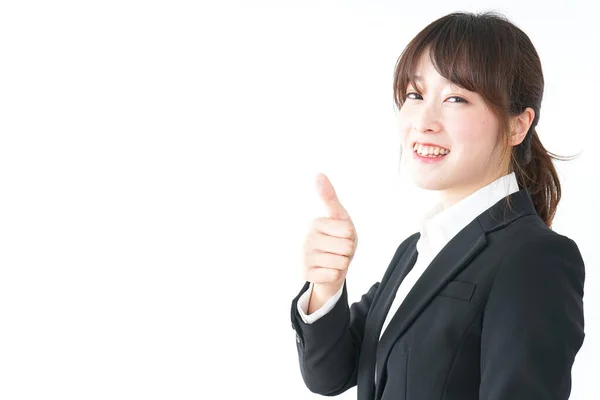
left=372, top=187, right=538, bottom=396
left=357, top=242, right=418, bottom=400
left=374, top=221, right=487, bottom=394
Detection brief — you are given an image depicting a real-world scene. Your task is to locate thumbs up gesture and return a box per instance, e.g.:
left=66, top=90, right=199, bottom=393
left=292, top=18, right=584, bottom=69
left=302, top=173, right=358, bottom=301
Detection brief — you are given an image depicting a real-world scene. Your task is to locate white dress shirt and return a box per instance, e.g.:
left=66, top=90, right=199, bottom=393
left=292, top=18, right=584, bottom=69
left=297, top=172, right=520, bottom=338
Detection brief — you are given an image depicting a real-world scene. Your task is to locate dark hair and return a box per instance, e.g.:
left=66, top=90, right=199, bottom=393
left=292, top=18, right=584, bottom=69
left=392, top=11, right=576, bottom=227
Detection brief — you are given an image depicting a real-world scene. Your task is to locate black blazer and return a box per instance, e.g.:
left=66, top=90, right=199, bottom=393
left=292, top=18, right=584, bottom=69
left=290, top=188, right=585, bottom=400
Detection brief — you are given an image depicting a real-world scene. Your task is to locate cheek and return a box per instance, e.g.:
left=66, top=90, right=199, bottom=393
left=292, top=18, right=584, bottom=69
left=396, top=111, right=412, bottom=141
left=446, top=113, right=498, bottom=153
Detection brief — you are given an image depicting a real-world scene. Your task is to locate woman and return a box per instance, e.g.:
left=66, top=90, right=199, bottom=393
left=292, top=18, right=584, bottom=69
left=290, top=11, right=585, bottom=400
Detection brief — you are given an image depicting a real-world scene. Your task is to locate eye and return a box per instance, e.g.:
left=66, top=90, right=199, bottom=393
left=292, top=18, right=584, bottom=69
left=446, top=96, right=468, bottom=103
left=406, top=92, right=423, bottom=100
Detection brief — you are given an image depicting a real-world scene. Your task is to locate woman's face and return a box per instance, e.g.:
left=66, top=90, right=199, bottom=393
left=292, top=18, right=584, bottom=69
left=397, top=51, right=508, bottom=207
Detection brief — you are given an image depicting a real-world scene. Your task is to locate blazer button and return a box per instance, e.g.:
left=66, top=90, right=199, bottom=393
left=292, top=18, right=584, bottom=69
left=296, top=333, right=301, bottom=344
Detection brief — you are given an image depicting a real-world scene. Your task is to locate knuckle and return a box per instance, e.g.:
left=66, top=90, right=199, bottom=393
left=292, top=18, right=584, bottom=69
left=329, top=268, right=340, bottom=281
left=344, top=224, right=354, bottom=238
left=341, top=257, right=350, bottom=270
left=345, top=239, right=354, bottom=254
left=334, top=253, right=346, bottom=270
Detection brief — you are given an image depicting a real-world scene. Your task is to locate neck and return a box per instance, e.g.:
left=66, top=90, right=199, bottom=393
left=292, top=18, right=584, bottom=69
left=438, top=173, right=508, bottom=210
left=438, top=186, right=478, bottom=210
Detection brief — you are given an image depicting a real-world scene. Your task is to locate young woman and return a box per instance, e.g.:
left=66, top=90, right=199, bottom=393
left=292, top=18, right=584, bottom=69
left=290, top=11, right=585, bottom=400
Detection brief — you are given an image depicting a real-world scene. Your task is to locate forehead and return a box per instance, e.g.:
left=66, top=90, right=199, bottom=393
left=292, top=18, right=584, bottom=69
left=409, top=54, right=459, bottom=92
left=412, top=51, right=445, bottom=82
left=415, top=50, right=434, bottom=70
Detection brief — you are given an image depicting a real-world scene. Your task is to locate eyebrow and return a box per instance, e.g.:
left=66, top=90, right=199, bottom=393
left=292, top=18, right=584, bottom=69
left=410, top=75, right=465, bottom=92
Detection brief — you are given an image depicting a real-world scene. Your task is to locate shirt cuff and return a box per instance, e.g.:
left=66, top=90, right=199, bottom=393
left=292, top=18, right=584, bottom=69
left=296, top=281, right=345, bottom=324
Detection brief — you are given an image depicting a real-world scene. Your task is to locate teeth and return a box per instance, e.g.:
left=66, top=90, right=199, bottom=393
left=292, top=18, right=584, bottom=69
left=413, top=143, right=449, bottom=157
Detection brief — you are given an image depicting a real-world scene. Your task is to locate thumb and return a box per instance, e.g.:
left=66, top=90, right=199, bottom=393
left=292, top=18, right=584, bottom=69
left=316, top=173, right=351, bottom=221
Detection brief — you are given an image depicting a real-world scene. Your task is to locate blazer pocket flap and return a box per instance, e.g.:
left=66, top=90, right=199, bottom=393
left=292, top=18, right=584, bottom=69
left=438, top=280, right=476, bottom=301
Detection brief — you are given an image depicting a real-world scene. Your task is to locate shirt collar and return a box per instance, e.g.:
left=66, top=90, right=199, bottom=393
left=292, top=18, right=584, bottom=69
left=417, top=172, right=520, bottom=257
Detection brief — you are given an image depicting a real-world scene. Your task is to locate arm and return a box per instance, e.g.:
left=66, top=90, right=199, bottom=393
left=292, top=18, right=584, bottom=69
left=479, top=234, right=585, bottom=400
left=290, top=232, right=419, bottom=396
left=297, top=282, right=345, bottom=324
left=291, top=280, right=380, bottom=396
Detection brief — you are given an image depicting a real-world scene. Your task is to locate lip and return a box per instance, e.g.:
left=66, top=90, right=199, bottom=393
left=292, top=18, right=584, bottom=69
left=411, top=141, right=449, bottom=150
left=411, top=141, right=450, bottom=164
left=412, top=150, right=447, bottom=163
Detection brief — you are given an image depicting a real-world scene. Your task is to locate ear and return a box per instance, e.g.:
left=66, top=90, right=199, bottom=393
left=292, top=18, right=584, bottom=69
left=508, top=107, right=535, bottom=146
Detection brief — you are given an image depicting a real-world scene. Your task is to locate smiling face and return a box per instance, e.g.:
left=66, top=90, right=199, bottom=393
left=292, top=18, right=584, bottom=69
left=397, top=50, right=510, bottom=207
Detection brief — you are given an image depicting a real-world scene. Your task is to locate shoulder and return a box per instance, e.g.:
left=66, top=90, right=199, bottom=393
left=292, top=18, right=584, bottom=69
left=482, top=225, right=585, bottom=348
left=492, top=213, right=583, bottom=266
left=490, top=224, right=584, bottom=301
left=504, top=220, right=583, bottom=270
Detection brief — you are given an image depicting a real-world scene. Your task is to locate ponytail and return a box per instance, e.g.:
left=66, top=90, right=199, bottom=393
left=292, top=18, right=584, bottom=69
left=511, top=129, right=573, bottom=227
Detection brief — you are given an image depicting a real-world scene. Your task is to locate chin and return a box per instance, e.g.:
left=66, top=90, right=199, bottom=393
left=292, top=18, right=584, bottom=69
left=410, top=174, right=451, bottom=191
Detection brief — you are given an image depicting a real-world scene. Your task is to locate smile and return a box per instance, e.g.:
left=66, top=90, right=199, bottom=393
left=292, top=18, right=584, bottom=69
left=412, top=142, right=450, bottom=157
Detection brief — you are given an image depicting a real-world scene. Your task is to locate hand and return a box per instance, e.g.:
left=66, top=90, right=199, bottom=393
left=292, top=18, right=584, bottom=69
left=302, top=173, right=358, bottom=296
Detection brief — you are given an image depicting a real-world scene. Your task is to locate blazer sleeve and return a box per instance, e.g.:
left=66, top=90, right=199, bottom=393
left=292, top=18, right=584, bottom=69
left=290, top=279, right=380, bottom=396
left=479, top=233, right=585, bottom=400
left=297, top=282, right=345, bottom=324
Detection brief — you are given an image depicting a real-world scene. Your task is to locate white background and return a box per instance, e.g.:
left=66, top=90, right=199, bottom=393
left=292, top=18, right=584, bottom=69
left=1, top=1, right=598, bottom=399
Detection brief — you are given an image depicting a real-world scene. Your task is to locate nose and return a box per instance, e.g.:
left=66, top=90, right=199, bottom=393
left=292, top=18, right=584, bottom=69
left=412, top=102, right=442, bottom=134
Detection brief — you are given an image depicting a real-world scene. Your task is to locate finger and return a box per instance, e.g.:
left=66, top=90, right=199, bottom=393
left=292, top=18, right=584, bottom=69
left=316, top=173, right=351, bottom=221
left=309, top=233, right=355, bottom=256
left=312, top=217, right=355, bottom=239
left=305, top=251, right=350, bottom=271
